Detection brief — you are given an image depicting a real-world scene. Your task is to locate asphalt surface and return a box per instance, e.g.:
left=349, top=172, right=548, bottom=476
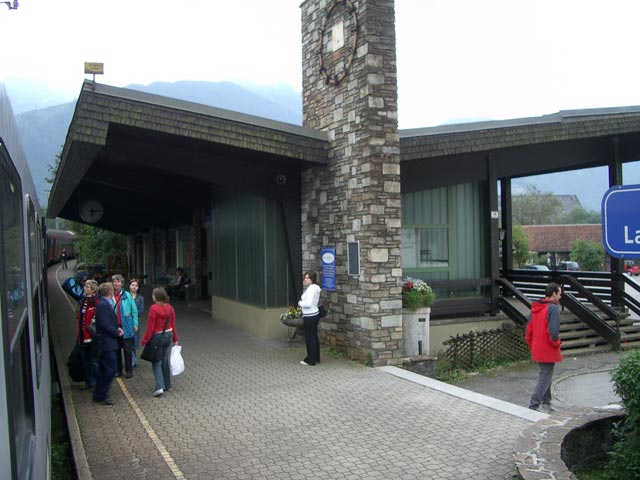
left=49, top=262, right=630, bottom=479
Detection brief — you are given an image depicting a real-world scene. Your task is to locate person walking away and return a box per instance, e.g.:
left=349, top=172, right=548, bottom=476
left=78, top=279, right=99, bottom=390
left=129, top=278, right=144, bottom=368
left=111, top=274, right=138, bottom=378
left=141, top=287, right=178, bottom=397
left=60, top=248, right=68, bottom=269
left=298, top=271, right=321, bottom=366
left=525, top=282, right=563, bottom=412
left=93, top=282, right=124, bottom=405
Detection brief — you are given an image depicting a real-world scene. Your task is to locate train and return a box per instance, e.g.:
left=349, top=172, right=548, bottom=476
left=46, top=228, right=75, bottom=266
left=1, top=84, right=52, bottom=478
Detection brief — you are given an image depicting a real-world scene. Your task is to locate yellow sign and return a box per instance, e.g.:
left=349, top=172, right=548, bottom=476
left=84, top=62, right=104, bottom=75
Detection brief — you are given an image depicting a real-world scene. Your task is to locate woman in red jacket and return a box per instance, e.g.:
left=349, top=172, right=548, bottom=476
left=525, top=282, right=562, bottom=411
left=141, top=287, right=178, bottom=397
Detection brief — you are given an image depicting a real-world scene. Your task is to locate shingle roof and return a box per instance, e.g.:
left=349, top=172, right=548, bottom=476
left=522, top=224, right=602, bottom=253
left=400, top=107, right=640, bottom=161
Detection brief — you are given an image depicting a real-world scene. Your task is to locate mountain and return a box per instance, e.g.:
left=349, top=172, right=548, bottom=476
left=512, top=163, right=640, bottom=212
left=15, top=101, right=76, bottom=200
left=13, top=80, right=304, bottom=205
left=11, top=79, right=640, bottom=211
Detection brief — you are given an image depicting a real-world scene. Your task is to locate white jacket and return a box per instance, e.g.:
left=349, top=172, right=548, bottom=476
left=298, top=284, right=321, bottom=316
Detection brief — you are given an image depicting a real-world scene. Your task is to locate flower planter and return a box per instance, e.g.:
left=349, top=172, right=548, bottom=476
left=280, top=316, right=303, bottom=328
left=402, top=307, right=431, bottom=356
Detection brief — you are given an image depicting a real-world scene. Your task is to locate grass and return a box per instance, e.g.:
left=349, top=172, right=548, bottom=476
left=573, top=463, right=616, bottom=480
left=434, top=356, right=532, bottom=384
left=51, top=392, right=76, bottom=480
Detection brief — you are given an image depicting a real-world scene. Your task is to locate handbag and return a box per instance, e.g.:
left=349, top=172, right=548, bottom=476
left=141, top=312, right=170, bottom=362
left=318, top=305, right=327, bottom=318
left=67, top=343, right=86, bottom=382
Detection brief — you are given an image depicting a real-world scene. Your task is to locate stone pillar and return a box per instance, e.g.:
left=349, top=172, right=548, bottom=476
left=300, top=0, right=403, bottom=366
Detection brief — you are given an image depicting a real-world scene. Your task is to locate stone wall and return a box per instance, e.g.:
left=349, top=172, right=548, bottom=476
left=300, top=0, right=402, bottom=366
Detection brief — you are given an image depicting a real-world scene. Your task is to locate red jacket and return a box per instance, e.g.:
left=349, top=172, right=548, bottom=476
left=141, top=303, right=178, bottom=345
left=78, top=296, right=98, bottom=344
left=525, top=299, right=562, bottom=363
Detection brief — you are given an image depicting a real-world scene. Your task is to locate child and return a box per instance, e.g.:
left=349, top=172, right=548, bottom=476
left=128, top=278, right=145, bottom=368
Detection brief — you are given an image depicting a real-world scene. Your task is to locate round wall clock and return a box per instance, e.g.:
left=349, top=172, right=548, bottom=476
left=79, top=199, right=104, bottom=223
left=318, top=0, right=359, bottom=86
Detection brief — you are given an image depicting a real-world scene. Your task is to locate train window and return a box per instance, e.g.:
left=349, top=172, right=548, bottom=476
left=1, top=141, right=27, bottom=352
left=27, top=199, right=38, bottom=288
left=11, top=323, right=36, bottom=479
left=1, top=153, right=27, bottom=351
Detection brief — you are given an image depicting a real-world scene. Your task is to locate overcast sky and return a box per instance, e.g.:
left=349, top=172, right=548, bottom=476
left=2, top=0, right=640, bottom=128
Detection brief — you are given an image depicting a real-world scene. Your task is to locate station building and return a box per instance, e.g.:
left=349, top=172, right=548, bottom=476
left=48, top=0, right=640, bottom=366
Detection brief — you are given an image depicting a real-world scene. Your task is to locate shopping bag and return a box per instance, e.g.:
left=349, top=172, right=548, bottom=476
left=170, top=345, right=185, bottom=376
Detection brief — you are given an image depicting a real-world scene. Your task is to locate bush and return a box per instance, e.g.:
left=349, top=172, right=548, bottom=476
left=608, top=350, right=640, bottom=478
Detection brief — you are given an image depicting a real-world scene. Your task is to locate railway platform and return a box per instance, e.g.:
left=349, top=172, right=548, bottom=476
left=48, top=263, right=624, bottom=479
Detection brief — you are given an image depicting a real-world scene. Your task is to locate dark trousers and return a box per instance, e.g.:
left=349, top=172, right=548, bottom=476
left=529, top=362, right=555, bottom=408
left=303, top=314, right=321, bottom=365
left=116, top=337, right=134, bottom=375
left=93, top=350, right=116, bottom=401
left=80, top=343, right=99, bottom=387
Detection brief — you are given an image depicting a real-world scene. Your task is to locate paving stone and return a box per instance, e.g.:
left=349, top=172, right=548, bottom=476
left=51, top=267, right=530, bottom=479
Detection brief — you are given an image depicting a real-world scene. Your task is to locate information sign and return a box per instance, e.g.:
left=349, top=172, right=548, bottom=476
left=321, top=247, right=336, bottom=291
left=602, top=184, right=640, bottom=259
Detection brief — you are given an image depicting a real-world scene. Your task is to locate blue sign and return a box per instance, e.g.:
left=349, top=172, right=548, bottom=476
left=602, top=184, right=640, bottom=259
left=321, top=247, right=336, bottom=291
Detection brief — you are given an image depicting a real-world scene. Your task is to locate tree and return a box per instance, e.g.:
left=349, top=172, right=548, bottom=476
left=512, top=224, right=530, bottom=267
left=45, top=148, right=62, bottom=186
left=570, top=239, right=605, bottom=271
left=74, top=224, right=127, bottom=264
left=512, top=185, right=562, bottom=225
left=556, top=206, right=601, bottom=225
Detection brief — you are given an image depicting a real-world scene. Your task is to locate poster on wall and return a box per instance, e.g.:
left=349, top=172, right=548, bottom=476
left=321, top=247, right=336, bottom=291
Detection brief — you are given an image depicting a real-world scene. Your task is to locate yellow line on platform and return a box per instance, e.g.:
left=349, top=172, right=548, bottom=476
left=117, top=378, right=186, bottom=480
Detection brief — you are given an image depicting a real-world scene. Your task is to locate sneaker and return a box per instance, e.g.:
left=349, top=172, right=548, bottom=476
left=103, top=397, right=114, bottom=406
left=153, top=389, right=164, bottom=397
left=300, top=360, right=309, bottom=365
left=542, top=402, right=556, bottom=412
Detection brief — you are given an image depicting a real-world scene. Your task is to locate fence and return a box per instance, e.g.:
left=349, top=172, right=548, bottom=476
left=442, top=323, right=530, bottom=370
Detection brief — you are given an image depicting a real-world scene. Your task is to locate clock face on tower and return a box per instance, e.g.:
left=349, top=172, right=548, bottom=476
left=318, top=0, right=358, bottom=86
left=79, top=199, right=104, bottom=224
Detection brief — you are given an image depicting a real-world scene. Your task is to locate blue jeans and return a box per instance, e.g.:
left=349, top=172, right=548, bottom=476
left=132, top=330, right=140, bottom=367
left=151, top=332, right=173, bottom=391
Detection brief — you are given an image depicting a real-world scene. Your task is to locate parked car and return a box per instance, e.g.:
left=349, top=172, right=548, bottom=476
left=624, top=260, right=640, bottom=276
left=557, top=261, right=580, bottom=271
left=522, top=264, right=550, bottom=271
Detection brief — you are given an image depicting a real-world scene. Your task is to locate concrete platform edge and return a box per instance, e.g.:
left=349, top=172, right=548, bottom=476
left=378, top=366, right=549, bottom=422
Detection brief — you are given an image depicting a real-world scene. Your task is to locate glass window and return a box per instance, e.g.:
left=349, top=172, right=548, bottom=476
left=402, top=182, right=485, bottom=298
left=11, top=324, right=36, bottom=478
left=1, top=144, right=27, bottom=349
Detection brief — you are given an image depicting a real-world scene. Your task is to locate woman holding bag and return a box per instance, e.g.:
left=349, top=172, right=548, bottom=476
left=141, top=287, right=178, bottom=397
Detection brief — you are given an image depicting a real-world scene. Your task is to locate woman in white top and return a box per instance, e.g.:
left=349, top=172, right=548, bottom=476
left=298, top=271, right=321, bottom=365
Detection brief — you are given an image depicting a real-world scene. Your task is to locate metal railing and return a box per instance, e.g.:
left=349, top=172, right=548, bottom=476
left=499, top=269, right=630, bottom=350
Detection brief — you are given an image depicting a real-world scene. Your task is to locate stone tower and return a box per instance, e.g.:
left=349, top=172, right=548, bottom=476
left=300, top=0, right=403, bottom=366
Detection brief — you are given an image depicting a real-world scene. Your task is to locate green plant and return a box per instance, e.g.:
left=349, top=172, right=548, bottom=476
left=280, top=305, right=302, bottom=320
left=570, top=239, right=605, bottom=271
left=402, top=277, right=435, bottom=310
left=608, top=349, right=640, bottom=478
